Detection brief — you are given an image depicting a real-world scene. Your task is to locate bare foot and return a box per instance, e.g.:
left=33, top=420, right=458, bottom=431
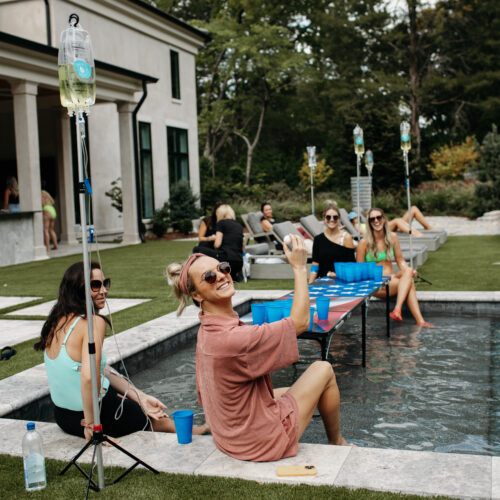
left=331, top=437, right=356, bottom=446
left=193, top=423, right=211, bottom=435
left=414, top=230, right=425, bottom=237
left=417, top=321, right=435, bottom=328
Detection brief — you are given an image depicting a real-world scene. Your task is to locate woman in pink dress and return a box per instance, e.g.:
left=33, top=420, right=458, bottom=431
left=167, top=235, right=350, bottom=462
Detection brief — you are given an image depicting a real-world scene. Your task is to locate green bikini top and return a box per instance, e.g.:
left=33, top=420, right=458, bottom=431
left=365, top=247, right=394, bottom=263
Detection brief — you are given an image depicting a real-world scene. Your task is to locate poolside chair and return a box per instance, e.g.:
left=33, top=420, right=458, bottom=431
left=299, top=215, right=325, bottom=238
left=339, top=208, right=360, bottom=240
left=241, top=212, right=278, bottom=253
left=271, top=221, right=313, bottom=256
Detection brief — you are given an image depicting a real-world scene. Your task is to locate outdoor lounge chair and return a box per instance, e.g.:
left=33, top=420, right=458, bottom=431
left=271, top=221, right=313, bottom=256
left=299, top=215, right=325, bottom=238
left=241, top=212, right=278, bottom=253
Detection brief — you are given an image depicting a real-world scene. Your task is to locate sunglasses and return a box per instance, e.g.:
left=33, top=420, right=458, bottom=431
left=369, top=215, right=383, bottom=223
left=202, top=262, right=231, bottom=284
left=90, top=278, right=111, bottom=292
left=325, top=214, right=339, bottom=222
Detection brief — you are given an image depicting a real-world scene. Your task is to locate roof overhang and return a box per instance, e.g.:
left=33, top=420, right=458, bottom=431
left=0, top=31, right=158, bottom=103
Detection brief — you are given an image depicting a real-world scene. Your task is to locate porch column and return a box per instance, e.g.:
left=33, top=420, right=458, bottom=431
left=11, top=80, right=47, bottom=260
left=117, top=102, right=140, bottom=244
left=57, top=110, right=77, bottom=244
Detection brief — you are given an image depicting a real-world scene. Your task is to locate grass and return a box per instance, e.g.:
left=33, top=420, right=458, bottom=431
left=1, top=236, right=499, bottom=380
left=0, top=455, right=454, bottom=500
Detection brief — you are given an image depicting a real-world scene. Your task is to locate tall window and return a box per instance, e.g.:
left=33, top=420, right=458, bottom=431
left=139, top=122, right=155, bottom=219
left=167, top=127, right=189, bottom=186
left=170, top=50, right=180, bottom=99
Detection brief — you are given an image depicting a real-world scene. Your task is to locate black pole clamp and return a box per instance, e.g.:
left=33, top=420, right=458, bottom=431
left=69, top=13, right=79, bottom=27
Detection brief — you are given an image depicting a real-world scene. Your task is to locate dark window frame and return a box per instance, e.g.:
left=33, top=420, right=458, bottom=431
left=170, top=50, right=181, bottom=100
left=138, top=121, right=155, bottom=219
left=167, top=126, right=189, bottom=188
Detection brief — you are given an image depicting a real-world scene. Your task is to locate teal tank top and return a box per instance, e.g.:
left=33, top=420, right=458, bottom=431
left=44, top=316, right=110, bottom=411
left=365, top=247, right=394, bottom=263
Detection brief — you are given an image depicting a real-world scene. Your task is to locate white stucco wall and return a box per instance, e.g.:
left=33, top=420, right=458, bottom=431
left=0, top=0, right=203, bottom=235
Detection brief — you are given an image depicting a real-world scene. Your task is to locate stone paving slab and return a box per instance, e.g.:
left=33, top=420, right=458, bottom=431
left=195, top=442, right=352, bottom=486
left=0, top=319, right=45, bottom=347
left=0, top=296, right=41, bottom=311
left=493, top=457, right=500, bottom=500
left=335, top=446, right=491, bottom=499
left=6, top=298, right=151, bottom=317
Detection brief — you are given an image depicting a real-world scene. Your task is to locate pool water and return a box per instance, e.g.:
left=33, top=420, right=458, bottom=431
left=132, top=314, right=500, bottom=456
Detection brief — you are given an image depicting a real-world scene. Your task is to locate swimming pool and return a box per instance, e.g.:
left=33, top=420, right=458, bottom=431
left=132, top=313, right=500, bottom=456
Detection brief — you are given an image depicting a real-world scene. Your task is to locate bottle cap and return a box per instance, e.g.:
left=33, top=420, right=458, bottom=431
left=27, top=422, right=35, bottom=431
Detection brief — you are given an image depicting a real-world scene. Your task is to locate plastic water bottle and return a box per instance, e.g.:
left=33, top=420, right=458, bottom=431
left=22, top=422, right=46, bottom=491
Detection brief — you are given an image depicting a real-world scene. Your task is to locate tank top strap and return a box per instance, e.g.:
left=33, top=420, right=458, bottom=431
left=340, top=231, right=346, bottom=246
left=62, top=315, right=83, bottom=345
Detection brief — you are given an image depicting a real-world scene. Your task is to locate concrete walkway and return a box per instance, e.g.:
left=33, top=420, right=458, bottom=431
left=420, top=211, right=500, bottom=236
left=0, top=290, right=499, bottom=498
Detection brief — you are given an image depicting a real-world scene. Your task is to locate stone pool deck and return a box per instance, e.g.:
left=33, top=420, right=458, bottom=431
left=1, top=289, right=499, bottom=498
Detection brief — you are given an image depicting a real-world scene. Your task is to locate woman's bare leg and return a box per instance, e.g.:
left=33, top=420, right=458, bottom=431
left=405, top=281, right=434, bottom=327
left=402, top=206, right=436, bottom=230
left=388, top=218, right=424, bottom=237
left=43, top=212, right=51, bottom=252
left=49, top=219, right=58, bottom=249
left=282, top=361, right=349, bottom=445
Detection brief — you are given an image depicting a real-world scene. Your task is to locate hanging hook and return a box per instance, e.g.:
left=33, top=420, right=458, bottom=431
left=68, top=13, right=79, bottom=27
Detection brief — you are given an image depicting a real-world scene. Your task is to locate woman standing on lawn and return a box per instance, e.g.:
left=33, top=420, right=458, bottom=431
left=167, top=235, right=351, bottom=462
left=356, top=208, right=434, bottom=328
left=35, top=261, right=208, bottom=442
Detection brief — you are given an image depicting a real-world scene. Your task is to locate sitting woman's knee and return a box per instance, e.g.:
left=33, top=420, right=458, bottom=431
left=312, top=360, right=334, bottom=379
left=403, top=267, right=413, bottom=277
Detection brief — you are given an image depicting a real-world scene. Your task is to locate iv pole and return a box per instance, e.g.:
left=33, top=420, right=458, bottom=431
left=306, top=146, right=316, bottom=215
left=353, top=125, right=364, bottom=240
left=58, top=15, right=158, bottom=497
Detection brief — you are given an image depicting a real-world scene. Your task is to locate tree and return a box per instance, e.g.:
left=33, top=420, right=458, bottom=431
left=428, top=136, right=479, bottom=180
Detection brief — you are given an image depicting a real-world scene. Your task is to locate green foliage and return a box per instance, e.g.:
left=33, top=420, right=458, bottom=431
left=299, top=154, right=334, bottom=192
left=169, top=180, right=199, bottom=227
left=428, top=137, right=479, bottom=180
left=104, top=178, right=122, bottom=214
left=150, top=202, right=171, bottom=237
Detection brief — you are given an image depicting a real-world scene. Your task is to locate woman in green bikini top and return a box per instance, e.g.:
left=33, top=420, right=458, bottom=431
left=356, top=208, right=434, bottom=328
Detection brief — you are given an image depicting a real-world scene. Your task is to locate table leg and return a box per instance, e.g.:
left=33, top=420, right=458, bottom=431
left=362, top=299, right=367, bottom=367
left=386, top=283, right=390, bottom=338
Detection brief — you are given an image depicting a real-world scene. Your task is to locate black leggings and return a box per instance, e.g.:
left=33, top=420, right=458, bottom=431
left=54, top=386, right=149, bottom=438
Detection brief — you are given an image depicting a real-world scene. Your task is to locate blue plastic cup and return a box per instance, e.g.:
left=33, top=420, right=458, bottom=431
left=353, top=264, right=362, bottom=282
left=367, top=262, right=376, bottom=280
left=309, top=306, right=315, bottom=330
left=373, top=264, right=383, bottom=281
left=172, top=410, right=194, bottom=444
left=281, top=300, right=293, bottom=318
left=344, top=266, right=355, bottom=282
left=267, top=302, right=283, bottom=322
left=251, top=303, right=266, bottom=325
left=334, top=262, right=344, bottom=281
left=316, top=297, right=330, bottom=320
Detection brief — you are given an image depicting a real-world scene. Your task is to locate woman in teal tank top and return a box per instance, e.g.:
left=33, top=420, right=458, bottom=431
left=356, top=208, right=434, bottom=328
left=35, top=262, right=209, bottom=442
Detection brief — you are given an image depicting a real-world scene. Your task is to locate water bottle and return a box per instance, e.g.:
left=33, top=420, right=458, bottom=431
left=353, top=124, right=364, bottom=155
left=22, top=422, right=47, bottom=491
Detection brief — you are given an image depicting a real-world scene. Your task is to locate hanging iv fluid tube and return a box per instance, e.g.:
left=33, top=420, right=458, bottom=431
left=58, top=16, right=96, bottom=115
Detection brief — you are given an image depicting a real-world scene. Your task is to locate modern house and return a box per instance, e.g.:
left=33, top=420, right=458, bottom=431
left=0, top=0, right=206, bottom=266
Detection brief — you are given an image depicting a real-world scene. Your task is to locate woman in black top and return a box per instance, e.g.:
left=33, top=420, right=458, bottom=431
left=197, top=202, right=222, bottom=249
left=214, top=204, right=244, bottom=281
left=309, top=205, right=355, bottom=283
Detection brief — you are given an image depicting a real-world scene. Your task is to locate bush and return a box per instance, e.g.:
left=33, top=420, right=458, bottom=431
left=177, top=218, right=193, bottom=235
left=150, top=202, right=171, bottom=237
left=170, top=180, right=199, bottom=229
left=428, top=136, right=479, bottom=180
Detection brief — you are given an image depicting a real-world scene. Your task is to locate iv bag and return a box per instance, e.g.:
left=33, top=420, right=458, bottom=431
left=58, top=17, right=96, bottom=114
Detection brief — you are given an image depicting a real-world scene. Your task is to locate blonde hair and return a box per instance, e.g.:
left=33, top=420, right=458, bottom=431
left=365, top=207, right=393, bottom=258
left=6, top=176, right=19, bottom=197
left=216, top=204, right=235, bottom=221
left=166, top=261, right=199, bottom=316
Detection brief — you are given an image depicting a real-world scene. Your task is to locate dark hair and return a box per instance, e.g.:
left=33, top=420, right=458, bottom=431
left=34, top=261, right=107, bottom=351
left=206, top=201, right=223, bottom=231
left=260, top=201, right=271, bottom=212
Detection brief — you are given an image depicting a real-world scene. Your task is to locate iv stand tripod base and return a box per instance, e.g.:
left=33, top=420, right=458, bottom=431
left=59, top=427, right=159, bottom=496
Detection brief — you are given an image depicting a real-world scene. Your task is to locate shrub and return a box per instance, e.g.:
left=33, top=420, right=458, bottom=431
left=428, top=136, right=479, bottom=180
left=177, top=218, right=193, bottom=235
left=298, top=153, right=334, bottom=192
left=169, top=180, right=199, bottom=229
left=150, top=202, right=170, bottom=237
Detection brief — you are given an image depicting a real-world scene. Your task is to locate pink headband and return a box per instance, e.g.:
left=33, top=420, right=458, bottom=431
left=179, top=253, right=204, bottom=295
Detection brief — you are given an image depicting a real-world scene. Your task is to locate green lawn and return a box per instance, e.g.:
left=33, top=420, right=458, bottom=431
left=1, top=236, right=499, bottom=380
left=0, top=455, right=454, bottom=500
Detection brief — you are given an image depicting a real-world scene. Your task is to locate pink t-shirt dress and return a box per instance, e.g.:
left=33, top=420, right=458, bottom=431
left=196, top=312, right=299, bottom=462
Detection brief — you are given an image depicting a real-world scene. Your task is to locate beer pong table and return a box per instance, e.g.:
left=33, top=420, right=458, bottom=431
left=281, top=276, right=391, bottom=367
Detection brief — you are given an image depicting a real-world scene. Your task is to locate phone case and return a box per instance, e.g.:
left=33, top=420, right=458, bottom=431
left=276, top=465, right=317, bottom=477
